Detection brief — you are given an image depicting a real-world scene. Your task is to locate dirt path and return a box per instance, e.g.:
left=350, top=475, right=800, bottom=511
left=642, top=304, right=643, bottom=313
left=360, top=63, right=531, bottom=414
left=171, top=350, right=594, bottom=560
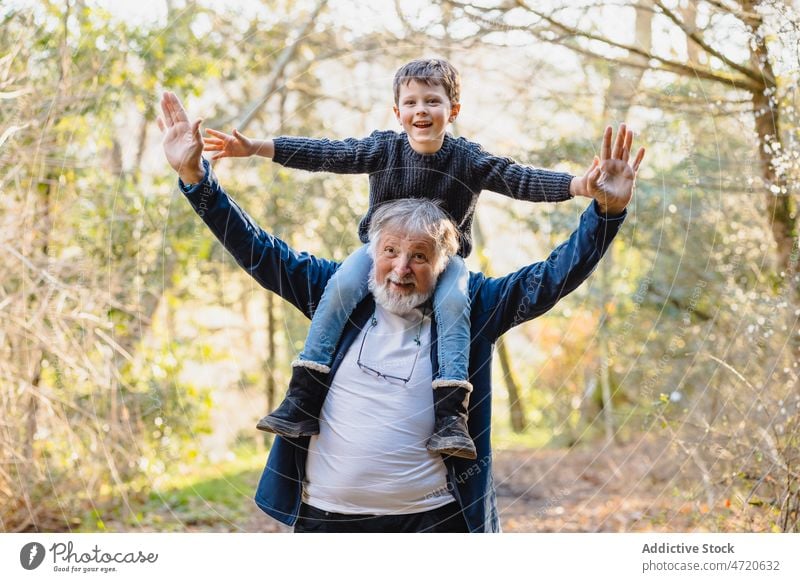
left=493, top=438, right=680, bottom=532
left=245, top=436, right=765, bottom=533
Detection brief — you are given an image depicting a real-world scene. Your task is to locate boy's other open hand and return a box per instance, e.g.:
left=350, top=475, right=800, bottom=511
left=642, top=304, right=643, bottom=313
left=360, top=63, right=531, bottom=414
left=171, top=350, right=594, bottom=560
left=204, top=128, right=255, bottom=160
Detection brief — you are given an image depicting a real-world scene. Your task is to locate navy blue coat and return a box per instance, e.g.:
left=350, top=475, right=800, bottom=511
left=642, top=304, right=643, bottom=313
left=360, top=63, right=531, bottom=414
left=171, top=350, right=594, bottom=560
left=181, top=163, right=626, bottom=532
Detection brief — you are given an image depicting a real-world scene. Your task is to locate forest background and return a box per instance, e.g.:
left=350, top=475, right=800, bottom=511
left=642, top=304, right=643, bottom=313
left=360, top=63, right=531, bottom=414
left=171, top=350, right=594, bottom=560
left=2, top=0, right=799, bottom=533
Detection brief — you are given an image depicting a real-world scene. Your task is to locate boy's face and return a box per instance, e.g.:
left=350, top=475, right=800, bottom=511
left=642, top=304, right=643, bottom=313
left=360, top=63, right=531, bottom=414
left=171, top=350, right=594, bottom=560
left=393, top=79, right=460, bottom=154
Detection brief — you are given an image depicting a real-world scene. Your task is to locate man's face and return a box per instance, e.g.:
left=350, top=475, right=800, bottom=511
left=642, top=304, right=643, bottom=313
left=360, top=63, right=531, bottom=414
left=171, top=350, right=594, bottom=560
left=393, top=79, right=460, bottom=154
left=371, top=229, right=440, bottom=314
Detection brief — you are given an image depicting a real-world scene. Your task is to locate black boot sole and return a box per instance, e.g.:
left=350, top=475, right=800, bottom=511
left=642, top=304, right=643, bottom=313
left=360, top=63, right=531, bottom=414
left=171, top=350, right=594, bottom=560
left=256, top=415, right=319, bottom=438
left=427, top=435, right=477, bottom=460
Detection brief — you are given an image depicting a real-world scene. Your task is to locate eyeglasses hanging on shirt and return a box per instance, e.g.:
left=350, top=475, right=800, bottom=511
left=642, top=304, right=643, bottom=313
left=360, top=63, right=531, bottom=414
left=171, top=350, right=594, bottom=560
left=356, top=309, right=426, bottom=386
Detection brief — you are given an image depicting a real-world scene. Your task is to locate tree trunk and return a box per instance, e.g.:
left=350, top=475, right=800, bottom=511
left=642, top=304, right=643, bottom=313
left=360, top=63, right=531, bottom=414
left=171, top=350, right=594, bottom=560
left=473, top=216, right=528, bottom=432
left=744, top=1, right=795, bottom=276
left=592, top=1, right=653, bottom=444
left=679, top=2, right=700, bottom=65
left=496, top=336, right=528, bottom=432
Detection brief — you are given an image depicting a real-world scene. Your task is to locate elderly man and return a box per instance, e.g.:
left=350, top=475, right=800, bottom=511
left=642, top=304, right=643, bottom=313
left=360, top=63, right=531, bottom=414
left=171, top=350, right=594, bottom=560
left=158, top=92, right=643, bottom=532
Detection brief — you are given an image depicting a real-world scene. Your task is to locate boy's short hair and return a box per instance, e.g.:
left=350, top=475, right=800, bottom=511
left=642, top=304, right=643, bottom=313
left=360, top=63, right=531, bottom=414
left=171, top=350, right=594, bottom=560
left=393, top=58, right=461, bottom=105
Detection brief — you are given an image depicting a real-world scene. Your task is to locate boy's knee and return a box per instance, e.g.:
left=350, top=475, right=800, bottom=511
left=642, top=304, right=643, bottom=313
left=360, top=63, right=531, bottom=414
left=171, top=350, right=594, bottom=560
left=437, top=299, right=467, bottom=316
left=436, top=302, right=471, bottom=326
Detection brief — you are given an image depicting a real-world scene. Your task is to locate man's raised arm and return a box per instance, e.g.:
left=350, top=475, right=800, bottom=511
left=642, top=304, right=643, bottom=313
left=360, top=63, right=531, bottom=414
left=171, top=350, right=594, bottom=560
left=157, top=91, right=336, bottom=319
left=474, top=124, right=644, bottom=338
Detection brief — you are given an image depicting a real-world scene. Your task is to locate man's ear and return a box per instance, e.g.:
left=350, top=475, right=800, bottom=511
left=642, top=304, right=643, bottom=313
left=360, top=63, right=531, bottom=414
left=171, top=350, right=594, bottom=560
left=449, top=103, right=461, bottom=123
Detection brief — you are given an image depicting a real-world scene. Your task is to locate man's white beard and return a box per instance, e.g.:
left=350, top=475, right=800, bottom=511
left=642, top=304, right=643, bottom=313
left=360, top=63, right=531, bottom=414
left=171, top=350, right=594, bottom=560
left=368, top=266, right=433, bottom=315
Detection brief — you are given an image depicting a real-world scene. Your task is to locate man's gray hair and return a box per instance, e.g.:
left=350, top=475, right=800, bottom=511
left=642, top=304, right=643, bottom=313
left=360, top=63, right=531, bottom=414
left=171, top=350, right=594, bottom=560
left=367, top=198, right=460, bottom=272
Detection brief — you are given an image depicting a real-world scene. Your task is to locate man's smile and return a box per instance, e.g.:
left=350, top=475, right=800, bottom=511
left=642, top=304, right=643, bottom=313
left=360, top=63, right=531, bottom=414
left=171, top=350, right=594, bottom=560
left=388, top=275, right=416, bottom=293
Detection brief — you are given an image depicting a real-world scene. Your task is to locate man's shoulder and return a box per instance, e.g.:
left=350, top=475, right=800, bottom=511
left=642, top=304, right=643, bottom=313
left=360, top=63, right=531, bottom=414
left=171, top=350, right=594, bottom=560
left=466, top=270, right=488, bottom=299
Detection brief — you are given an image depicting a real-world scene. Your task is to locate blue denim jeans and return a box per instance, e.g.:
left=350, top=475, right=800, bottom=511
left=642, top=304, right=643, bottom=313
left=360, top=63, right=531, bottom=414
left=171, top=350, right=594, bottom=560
left=299, top=244, right=471, bottom=383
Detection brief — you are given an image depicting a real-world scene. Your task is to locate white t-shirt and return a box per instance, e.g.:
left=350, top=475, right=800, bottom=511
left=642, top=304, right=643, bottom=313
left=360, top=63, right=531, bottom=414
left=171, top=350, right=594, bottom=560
left=303, top=304, right=454, bottom=514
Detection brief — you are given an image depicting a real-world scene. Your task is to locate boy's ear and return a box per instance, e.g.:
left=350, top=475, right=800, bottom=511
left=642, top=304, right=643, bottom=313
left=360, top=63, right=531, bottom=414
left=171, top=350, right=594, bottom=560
left=449, top=103, right=461, bottom=123
left=393, top=105, right=401, bottom=122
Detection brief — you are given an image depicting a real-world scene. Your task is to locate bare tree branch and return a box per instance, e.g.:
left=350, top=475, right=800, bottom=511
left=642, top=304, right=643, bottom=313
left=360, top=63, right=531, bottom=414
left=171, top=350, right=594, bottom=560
left=528, top=27, right=760, bottom=91
left=509, top=0, right=764, bottom=91
left=235, top=0, right=328, bottom=132
left=703, top=0, right=762, bottom=26
left=443, top=0, right=764, bottom=92
left=652, top=0, right=764, bottom=84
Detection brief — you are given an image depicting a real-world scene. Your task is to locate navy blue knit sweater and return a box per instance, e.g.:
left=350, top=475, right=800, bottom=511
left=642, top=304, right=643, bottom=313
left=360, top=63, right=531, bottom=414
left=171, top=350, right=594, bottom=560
left=273, top=130, right=574, bottom=257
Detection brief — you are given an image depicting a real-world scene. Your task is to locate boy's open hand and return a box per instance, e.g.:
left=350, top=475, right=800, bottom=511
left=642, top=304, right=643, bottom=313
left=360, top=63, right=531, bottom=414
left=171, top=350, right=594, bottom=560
left=204, top=128, right=255, bottom=160
left=584, top=124, right=645, bottom=215
left=157, top=91, right=205, bottom=184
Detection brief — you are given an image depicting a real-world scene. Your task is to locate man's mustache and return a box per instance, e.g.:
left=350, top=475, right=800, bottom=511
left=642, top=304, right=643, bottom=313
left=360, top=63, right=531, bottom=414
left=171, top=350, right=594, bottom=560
left=386, top=273, right=415, bottom=285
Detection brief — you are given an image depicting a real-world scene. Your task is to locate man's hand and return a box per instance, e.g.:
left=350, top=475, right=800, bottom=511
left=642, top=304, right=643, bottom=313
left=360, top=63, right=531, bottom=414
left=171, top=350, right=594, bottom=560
left=585, top=124, right=645, bottom=215
left=157, top=91, right=205, bottom=184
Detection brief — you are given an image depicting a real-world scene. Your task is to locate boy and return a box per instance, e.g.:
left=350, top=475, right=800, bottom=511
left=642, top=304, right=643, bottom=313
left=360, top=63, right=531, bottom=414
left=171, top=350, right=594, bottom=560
left=204, top=58, right=599, bottom=459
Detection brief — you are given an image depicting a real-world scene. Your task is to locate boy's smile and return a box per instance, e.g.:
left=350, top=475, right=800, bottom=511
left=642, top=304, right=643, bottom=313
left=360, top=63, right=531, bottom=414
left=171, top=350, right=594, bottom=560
left=394, top=79, right=460, bottom=155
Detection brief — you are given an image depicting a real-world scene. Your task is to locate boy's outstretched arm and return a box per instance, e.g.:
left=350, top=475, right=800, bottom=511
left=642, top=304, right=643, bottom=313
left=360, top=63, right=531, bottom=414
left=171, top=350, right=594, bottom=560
left=204, top=128, right=275, bottom=161
left=476, top=125, right=643, bottom=207
left=205, top=128, right=385, bottom=174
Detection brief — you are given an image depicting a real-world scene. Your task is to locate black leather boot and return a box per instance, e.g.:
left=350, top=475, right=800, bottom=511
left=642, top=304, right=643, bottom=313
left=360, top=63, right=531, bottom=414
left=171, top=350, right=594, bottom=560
left=426, top=384, right=477, bottom=460
left=256, top=364, right=328, bottom=438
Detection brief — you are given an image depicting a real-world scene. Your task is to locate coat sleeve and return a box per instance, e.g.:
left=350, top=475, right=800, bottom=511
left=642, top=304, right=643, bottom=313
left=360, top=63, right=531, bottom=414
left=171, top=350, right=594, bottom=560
left=180, top=160, right=337, bottom=319
left=472, top=200, right=626, bottom=339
